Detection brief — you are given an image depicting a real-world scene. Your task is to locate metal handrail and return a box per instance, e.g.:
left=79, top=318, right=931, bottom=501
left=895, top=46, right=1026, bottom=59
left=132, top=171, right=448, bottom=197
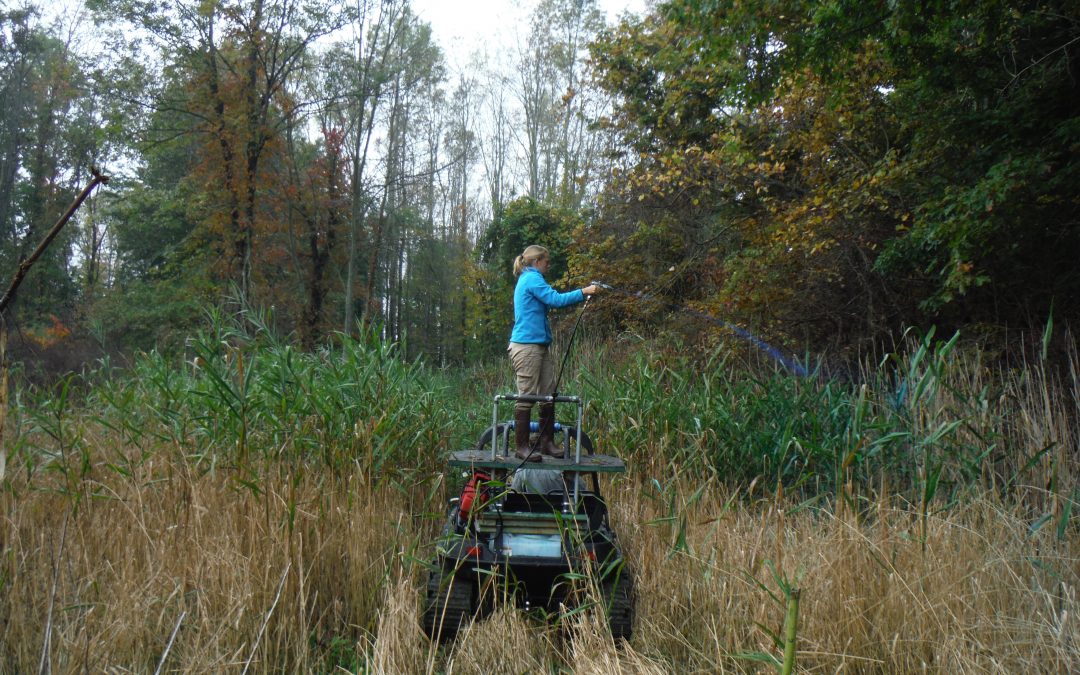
left=490, top=393, right=586, bottom=505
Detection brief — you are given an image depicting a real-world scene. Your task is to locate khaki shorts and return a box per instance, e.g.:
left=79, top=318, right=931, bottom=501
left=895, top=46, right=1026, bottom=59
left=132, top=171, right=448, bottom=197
left=508, top=342, right=555, bottom=412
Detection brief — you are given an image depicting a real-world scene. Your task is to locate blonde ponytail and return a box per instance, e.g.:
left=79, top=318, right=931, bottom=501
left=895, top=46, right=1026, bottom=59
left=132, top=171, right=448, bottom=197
left=513, top=245, right=549, bottom=277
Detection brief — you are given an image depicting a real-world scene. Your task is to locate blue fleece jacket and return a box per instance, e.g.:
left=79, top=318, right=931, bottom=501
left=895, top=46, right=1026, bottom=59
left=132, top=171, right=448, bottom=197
left=509, top=267, right=585, bottom=345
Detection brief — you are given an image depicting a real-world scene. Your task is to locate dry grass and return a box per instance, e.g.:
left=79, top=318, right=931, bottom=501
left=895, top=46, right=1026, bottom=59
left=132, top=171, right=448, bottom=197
left=0, top=453, right=436, bottom=673
left=441, top=607, right=552, bottom=674
left=2, top=335, right=1078, bottom=672
left=1, top=444, right=1076, bottom=673
left=613, top=471, right=1079, bottom=673
left=367, top=577, right=428, bottom=674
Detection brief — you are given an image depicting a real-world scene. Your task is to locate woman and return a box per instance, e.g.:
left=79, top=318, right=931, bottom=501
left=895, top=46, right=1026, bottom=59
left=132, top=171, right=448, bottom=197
left=508, top=245, right=599, bottom=461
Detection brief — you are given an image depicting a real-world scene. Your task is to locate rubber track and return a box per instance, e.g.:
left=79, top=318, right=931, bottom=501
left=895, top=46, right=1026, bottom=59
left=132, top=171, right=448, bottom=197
left=605, top=573, right=635, bottom=641
left=423, top=567, right=474, bottom=643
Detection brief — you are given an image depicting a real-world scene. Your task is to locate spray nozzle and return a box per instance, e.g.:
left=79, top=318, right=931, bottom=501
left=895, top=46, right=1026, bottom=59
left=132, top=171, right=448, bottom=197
left=590, top=281, right=613, bottom=290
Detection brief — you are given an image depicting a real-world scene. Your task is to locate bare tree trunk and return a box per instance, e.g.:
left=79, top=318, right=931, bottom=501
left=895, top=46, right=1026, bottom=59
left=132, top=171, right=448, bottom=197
left=345, top=0, right=404, bottom=335
left=82, top=192, right=107, bottom=294
left=517, top=49, right=547, bottom=200
left=481, top=77, right=511, bottom=216
left=204, top=11, right=244, bottom=292
left=0, top=48, right=33, bottom=243
left=239, top=0, right=266, bottom=301
left=364, top=72, right=404, bottom=327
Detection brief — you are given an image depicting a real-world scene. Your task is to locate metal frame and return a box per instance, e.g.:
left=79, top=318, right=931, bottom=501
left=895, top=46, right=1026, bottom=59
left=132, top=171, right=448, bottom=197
left=492, top=393, right=585, bottom=505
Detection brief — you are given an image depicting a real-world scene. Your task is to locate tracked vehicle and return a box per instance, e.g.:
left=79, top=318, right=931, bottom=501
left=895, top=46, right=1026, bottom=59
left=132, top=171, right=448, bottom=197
left=422, top=393, right=634, bottom=643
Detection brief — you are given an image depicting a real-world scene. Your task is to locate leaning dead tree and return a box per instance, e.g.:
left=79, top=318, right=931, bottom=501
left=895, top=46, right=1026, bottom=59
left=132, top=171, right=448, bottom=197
left=0, top=167, right=109, bottom=483
left=0, top=167, right=110, bottom=315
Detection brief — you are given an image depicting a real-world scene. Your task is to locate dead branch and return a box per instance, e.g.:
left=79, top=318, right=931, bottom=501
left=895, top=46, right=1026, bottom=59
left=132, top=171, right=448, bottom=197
left=38, top=509, right=70, bottom=675
left=241, top=562, right=291, bottom=675
left=0, top=167, right=110, bottom=317
left=154, top=611, right=187, bottom=675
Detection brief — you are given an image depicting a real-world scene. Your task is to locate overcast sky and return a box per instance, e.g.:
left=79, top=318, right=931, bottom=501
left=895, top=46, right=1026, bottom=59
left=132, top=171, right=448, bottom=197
left=45, top=1, right=650, bottom=73
left=409, top=0, right=650, bottom=70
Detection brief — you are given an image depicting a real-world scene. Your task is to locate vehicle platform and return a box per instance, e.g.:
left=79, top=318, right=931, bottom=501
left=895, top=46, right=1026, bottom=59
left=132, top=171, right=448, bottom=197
left=448, top=449, right=625, bottom=473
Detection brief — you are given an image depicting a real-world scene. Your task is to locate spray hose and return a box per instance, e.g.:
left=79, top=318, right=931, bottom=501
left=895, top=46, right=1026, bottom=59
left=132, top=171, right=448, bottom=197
left=552, top=294, right=591, bottom=397
left=589, top=281, right=809, bottom=377
left=509, top=294, right=593, bottom=472
left=508, top=281, right=807, bottom=475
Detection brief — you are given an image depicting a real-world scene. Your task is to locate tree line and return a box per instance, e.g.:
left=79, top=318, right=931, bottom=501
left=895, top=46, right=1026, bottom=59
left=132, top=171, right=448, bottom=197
left=0, top=0, right=612, bottom=370
left=578, top=0, right=1079, bottom=357
left=1, top=0, right=1076, bottom=376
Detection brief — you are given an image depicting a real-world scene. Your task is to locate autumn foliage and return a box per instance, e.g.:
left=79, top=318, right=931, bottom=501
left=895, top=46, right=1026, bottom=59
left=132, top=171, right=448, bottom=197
left=580, top=0, right=1080, bottom=354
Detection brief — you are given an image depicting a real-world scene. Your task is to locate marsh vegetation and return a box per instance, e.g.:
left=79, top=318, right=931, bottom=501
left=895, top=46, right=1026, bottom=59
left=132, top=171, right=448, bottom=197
left=2, top=312, right=1077, bottom=672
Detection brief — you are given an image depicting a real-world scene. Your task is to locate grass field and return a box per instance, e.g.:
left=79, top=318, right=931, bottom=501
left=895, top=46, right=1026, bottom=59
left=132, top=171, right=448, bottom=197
left=2, top=316, right=1077, bottom=672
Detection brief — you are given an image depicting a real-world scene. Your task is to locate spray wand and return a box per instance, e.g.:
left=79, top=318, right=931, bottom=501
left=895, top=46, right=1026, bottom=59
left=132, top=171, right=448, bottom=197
left=509, top=292, right=594, bottom=472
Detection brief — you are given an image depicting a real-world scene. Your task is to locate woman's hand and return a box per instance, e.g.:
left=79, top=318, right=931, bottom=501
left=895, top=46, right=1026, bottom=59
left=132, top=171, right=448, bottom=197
left=582, top=284, right=600, bottom=296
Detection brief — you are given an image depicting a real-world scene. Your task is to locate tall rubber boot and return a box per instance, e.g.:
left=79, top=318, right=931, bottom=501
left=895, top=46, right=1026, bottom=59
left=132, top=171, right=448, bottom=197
left=539, top=404, right=564, bottom=458
left=514, top=408, right=540, bottom=462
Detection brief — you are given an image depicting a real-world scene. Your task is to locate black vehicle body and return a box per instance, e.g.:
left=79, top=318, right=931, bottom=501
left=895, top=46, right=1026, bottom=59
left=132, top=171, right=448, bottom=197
left=423, top=394, right=633, bottom=643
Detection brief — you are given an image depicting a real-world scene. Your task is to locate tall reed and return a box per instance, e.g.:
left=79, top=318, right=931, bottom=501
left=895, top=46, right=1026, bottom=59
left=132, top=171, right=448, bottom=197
left=577, top=329, right=1078, bottom=507
left=1, top=318, right=1077, bottom=671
